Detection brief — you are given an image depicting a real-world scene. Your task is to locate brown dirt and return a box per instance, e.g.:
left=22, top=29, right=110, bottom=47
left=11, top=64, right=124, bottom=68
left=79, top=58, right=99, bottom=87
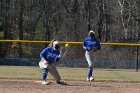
left=0, top=79, right=140, bottom=93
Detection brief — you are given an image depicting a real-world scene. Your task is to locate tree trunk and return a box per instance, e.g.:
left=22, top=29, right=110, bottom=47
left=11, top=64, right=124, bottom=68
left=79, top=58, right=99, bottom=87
left=18, top=0, right=24, bottom=58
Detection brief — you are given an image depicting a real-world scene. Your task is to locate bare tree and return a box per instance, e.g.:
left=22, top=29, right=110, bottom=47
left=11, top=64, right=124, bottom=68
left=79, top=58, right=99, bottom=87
left=0, top=0, right=13, bottom=58
left=117, top=0, right=140, bottom=42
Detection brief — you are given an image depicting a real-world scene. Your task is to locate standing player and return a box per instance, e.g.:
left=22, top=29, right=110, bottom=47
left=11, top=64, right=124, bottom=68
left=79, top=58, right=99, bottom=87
left=39, top=39, right=66, bottom=85
left=83, top=30, right=101, bottom=81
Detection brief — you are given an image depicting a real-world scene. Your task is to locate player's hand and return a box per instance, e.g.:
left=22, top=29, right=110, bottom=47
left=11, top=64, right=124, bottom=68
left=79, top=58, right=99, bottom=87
left=44, top=61, right=49, bottom=67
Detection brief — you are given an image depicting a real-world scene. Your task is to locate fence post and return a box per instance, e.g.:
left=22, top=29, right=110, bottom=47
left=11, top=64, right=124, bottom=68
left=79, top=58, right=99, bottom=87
left=136, top=46, right=139, bottom=72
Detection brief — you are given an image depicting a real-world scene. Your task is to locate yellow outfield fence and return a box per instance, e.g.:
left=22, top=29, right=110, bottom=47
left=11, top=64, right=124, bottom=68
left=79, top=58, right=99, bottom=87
left=0, top=40, right=140, bottom=46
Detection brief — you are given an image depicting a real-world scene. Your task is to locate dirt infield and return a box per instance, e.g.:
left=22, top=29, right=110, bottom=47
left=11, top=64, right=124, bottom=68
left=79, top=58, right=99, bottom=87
left=0, top=79, right=140, bottom=93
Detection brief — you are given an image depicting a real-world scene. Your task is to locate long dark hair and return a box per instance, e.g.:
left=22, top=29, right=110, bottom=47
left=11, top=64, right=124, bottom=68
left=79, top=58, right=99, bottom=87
left=48, top=39, right=56, bottom=47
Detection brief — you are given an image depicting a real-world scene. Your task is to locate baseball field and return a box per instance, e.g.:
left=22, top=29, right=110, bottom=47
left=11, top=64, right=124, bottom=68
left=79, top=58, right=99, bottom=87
left=0, top=66, right=140, bottom=93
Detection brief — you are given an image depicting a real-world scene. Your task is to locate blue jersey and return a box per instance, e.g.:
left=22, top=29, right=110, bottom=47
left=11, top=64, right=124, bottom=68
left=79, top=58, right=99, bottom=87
left=40, top=46, right=60, bottom=64
left=83, top=37, right=101, bottom=52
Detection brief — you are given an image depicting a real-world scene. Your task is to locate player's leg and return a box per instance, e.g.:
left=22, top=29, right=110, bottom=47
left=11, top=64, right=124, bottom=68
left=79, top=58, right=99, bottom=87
left=41, top=68, right=49, bottom=84
left=39, top=61, right=49, bottom=85
left=48, top=64, right=61, bottom=81
left=85, top=51, right=94, bottom=81
left=48, top=64, right=66, bottom=84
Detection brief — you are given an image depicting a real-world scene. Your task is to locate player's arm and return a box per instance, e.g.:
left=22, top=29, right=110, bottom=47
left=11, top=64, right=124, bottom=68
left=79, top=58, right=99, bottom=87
left=55, top=51, right=61, bottom=62
left=83, top=40, right=91, bottom=52
left=40, top=48, right=49, bottom=65
left=95, top=39, right=101, bottom=50
left=92, top=40, right=101, bottom=52
left=55, top=56, right=60, bottom=62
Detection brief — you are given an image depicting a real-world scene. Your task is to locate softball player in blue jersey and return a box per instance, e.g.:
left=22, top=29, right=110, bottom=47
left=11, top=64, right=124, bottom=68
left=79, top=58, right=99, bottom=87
left=39, top=40, right=66, bottom=85
left=83, top=30, right=101, bottom=81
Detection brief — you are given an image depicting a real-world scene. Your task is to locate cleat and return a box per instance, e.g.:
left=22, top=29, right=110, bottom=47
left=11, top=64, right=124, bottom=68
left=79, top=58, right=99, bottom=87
left=42, top=81, right=49, bottom=85
left=89, top=76, right=95, bottom=81
left=57, top=80, right=66, bottom=85
left=87, top=77, right=90, bottom=81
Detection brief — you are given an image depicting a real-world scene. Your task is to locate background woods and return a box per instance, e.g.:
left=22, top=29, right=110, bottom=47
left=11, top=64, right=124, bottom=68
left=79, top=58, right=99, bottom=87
left=0, top=0, right=140, bottom=68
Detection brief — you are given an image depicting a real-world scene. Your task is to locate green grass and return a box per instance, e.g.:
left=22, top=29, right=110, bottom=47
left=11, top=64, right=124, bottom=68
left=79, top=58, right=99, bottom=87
left=0, top=66, right=140, bottom=82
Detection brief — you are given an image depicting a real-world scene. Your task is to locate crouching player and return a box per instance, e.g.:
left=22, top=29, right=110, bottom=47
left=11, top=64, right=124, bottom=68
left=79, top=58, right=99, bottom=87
left=83, top=30, right=101, bottom=81
left=39, top=40, right=66, bottom=85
